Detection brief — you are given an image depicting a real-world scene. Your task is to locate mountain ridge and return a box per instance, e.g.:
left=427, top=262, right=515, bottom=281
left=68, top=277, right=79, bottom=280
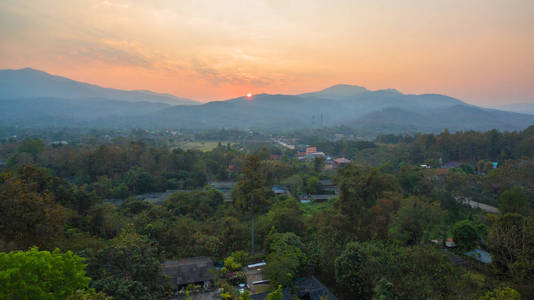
left=1, top=68, right=533, bottom=133
left=0, top=68, right=198, bottom=106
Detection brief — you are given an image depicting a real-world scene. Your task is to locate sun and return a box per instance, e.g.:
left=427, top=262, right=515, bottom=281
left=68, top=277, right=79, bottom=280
left=246, top=93, right=252, bottom=98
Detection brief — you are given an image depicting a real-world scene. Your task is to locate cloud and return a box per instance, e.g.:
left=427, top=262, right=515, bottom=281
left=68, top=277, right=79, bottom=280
left=51, top=38, right=153, bottom=69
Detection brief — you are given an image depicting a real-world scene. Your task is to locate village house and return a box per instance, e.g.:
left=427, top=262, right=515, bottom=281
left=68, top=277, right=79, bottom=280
left=334, top=157, right=351, bottom=167
left=162, top=257, right=216, bottom=292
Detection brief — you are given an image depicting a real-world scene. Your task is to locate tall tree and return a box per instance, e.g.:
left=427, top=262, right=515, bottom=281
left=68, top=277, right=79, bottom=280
left=233, top=155, right=267, bottom=253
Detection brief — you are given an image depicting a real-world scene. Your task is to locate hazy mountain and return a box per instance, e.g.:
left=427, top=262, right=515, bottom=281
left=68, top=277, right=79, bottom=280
left=1, top=69, right=533, bottom=133
left=0, top=97, right=170, bottom=127
left=493, top=103, right=534, bottom=115
left=0, top=68, right=198, bottom=105
left=101, top=85, right=534, bottom=133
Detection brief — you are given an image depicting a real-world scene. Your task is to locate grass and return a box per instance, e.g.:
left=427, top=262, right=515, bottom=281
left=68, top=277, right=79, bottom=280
left=300, top=197, right=337, bottom=216
left=175, top=141, right=235, bottom=151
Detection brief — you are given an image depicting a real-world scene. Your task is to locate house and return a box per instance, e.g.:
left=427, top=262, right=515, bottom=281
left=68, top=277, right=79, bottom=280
left=305, top=146, right=317, bottom=155
left=334, top=157, right=351, bottom=167
left=299, top=194, right=311, bottom=203
left=319, top=179, right=338, bottom=194
left=162, top=257, right=216, bottom=291
left=251, top=276, right=337, bottom=300
left=272, top=186, right=288, bottom=195
left=270, top=154, right=281, bottom=160
left=441, top=161, right=461, bottom=169
left=310, top=194, right=337, bottom=202
left=209, top=181, right=236, bottom=202
left=310, top=152, right=326, bottom=157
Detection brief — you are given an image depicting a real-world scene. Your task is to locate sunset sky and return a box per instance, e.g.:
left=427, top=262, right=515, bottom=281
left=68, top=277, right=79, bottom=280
left=1, top=0, right=533, bottom=105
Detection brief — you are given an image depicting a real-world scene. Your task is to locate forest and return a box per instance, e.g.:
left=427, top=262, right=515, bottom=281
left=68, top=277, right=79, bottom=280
left=0, top=126, right=533, bottom=299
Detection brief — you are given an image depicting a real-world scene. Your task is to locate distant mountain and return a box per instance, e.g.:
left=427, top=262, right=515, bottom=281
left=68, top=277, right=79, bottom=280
left=0, top=97, right=169, bottom=127
left=99, top=86, right=534, bottom=133
left=1, top=70, right=533, bottom=133
left=0, top=68, right=198, bottom=105
left=493, top=103, right=534, bottom=115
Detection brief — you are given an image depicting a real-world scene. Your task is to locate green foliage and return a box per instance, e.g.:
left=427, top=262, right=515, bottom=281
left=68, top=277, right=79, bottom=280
left=498, top=186, right=531, bottom=216
left=164, top=189, right=223, bottom=220
left=337, top=165, right=399, bottom=217
left=452, top=220, right=480, bottom=251
left=86, top=226, right=170, bottom=299
left=266, top=285, right=283, bottom=300
left=223, top=256, right=242, bottom=272
left=389, top=196, right=445, bottom=245
left=487, top=213, right=534, bottom=296
left=0, top=247, right=91, bottom=299
left=335, top=242, right=373, bottom=299
left=372, top=278, right=397, bottom=300
left=17, top=137, right=45, bottom=157
left=305, top=176, right=322, bottom=194
left=478, top=287, right=521, bottom=300
left=257, top=198, right=305, bottom=239
left=0, top=168, right=67, bottom=249
left=233, top=155, right=268, bottom=215
left=238, top=289, right=252, bottom=300
left=265, top=232, right=307, bottom=288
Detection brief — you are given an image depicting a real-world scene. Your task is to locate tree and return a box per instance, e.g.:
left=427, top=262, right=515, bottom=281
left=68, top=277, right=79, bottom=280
left=335, top=242, right=373, bottom=299
left=478, top=287, right=520, bottom=300
left=233, top=155, right=267, bottom=253
left=313, top=156, right=325, bottom=172
left=498, top=186, right=531, bottom=216
left=337, top=165, right=399, bottom=217
left=266, top=285, right=283, bottom=300
left=389, top=196, right=445, bottom=245
left=305, top=176, right=322, bottom=194
left=452, top=220, right=479, bottom=251
left=0, top=247, right=91, bottom=299
left=0, top=170, right=67, bottom=250
left=372, top=278, right=397, bottom=300
left=488, top=214, right=525, bottom=272
left=265, top=232, right=307, bottom=288
left=86, top=226, right=170, bottom=299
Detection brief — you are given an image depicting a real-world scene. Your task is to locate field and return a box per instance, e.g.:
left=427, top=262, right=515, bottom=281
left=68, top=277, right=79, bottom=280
left=174, top=141, right=235, bottom=151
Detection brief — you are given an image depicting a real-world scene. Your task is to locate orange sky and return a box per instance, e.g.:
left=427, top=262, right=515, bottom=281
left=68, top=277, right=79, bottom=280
left=1, top=0, right=533, bottom=105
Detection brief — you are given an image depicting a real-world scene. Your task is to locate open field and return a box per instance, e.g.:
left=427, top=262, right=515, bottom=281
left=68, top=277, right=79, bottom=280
left=174, top=141, right=235, bottom=151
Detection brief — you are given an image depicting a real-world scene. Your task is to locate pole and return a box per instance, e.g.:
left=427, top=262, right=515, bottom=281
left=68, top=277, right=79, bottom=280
left=251, top=214, right=255, bottom=255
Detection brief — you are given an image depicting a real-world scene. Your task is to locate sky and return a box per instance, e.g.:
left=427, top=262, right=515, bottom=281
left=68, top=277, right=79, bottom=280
left=1, top=0, right=533, bottom=105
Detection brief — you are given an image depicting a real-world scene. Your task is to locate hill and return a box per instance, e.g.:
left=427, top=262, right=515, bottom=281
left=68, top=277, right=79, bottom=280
left=0, top=68, right=197, bottom=105
left=493, top=103, right=534, bottom=115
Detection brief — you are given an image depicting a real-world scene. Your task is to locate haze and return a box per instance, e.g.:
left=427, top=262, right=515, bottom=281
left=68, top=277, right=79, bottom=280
left=1, top=0, right=533, bottom=105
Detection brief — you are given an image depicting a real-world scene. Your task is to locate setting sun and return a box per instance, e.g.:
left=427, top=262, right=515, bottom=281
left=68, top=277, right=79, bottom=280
left=246, top=93, right=252, bottom=98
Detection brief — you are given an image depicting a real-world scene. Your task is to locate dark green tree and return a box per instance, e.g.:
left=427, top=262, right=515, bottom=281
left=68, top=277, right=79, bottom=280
left=451, top=220, right=479, bottom=251
left=498, top=186, right=531, bottom=216
left=335, top=242, right=373, bottom=299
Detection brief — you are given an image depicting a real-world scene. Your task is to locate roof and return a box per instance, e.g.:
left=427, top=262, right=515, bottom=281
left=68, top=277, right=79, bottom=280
left=465, top=249, right=492, bottom=264
left=162, top=257, right=215, bottom=286
left=334, top=158, right=351, bottom=164
left=209, top=182, right=236, bottom=189
left=251, top=276, right=337, bottom=300
left=311, top=194, right=337, bottom=201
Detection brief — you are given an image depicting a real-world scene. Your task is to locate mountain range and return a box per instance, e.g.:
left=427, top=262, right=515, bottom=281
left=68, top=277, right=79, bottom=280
left=493, top=103, right=534, bottom=115
left=1, top=68, right=533, bottom=133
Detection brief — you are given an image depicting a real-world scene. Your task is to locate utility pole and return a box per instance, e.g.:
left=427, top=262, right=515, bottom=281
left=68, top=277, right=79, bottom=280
left=251, top=193, right=255, bottom=255
left=251, top=214, right=255, bottom=255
